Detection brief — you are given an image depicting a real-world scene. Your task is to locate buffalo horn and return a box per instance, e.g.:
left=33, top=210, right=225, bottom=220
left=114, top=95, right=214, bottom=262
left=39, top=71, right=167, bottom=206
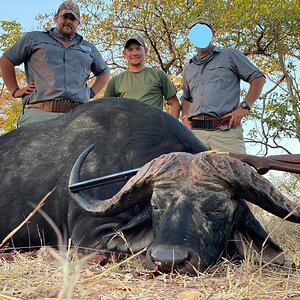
left=69, top=144, right=153, bottom=217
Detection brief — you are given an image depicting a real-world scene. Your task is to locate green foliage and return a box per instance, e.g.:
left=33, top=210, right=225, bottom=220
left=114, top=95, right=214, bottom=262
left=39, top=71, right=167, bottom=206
left=0, top=64, right=26, bottom=133
left=269, top=172, right=300, bottom=203
left=2, top=99, right=22, bottom=132
left=0, top=20, right=23, bottom=52
left=77, top=0, right=194, bottom=75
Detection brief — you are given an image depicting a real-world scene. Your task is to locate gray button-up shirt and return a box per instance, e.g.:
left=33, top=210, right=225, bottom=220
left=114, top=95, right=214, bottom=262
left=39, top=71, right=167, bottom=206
left=181, top=46, right=265, bottom=117
left=4, top=28, right=109, bottom=104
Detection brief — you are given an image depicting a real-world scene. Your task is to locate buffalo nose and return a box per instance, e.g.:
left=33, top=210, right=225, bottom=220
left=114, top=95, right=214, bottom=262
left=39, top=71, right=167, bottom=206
left=151, top=245, right=188, bottom=263
left=146, top=244, right=200, bottom=274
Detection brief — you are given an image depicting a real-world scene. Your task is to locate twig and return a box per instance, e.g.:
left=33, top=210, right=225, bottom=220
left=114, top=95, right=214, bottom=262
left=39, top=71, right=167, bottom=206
left=0, top=187, right=56, bottom=248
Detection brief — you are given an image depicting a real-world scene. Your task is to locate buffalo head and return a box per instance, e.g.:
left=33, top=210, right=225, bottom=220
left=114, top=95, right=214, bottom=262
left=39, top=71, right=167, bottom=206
left=69, top=146, right=300, bottom=274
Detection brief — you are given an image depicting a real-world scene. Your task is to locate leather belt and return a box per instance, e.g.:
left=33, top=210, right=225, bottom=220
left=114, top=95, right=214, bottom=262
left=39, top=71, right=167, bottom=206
left=189, top=115, right=231, bottom=131
left=25, top=100, right=82, bottom=113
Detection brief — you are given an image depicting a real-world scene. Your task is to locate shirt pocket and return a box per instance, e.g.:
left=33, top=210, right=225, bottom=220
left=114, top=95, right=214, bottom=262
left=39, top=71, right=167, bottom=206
left=73, top=45, right=94, bottom=71
left=203, top=65, right=227, bottom=83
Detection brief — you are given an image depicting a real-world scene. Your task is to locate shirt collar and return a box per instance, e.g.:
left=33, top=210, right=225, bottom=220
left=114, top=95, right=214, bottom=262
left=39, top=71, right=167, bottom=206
left=47, top=28, right=83, bottom=44
left=189, top=46, right=220, bottom=64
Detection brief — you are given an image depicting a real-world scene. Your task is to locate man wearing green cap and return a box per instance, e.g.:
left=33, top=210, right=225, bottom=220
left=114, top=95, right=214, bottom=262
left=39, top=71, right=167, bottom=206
left=104, top=35, right=180, bottom=118
left=181, top=16, right=266, bottom=153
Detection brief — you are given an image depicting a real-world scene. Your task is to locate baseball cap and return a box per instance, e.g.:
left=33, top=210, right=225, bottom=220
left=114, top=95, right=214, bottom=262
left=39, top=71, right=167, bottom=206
left=57, top=1, right=80, bottom=20
left=189, top=16, right=213, bottom=29
left=124, top=35, right=146, bottom=48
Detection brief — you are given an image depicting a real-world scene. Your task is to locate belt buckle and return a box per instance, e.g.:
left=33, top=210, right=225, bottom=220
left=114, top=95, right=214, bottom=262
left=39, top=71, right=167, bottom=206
left=218, top=124, right=230, bottom=131
left=217, top=117, right=231, bottom=131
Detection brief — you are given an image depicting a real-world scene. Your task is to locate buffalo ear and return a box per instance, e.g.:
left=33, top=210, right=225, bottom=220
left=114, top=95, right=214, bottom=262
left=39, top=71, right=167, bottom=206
left=230, top=203, right=286, bottom=265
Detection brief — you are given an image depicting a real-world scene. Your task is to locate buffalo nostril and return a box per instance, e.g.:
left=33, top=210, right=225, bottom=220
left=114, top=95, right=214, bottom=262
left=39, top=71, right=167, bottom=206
left=151, top=245, right=189, bottom=264
left=147, top=245, right=200, bottom=274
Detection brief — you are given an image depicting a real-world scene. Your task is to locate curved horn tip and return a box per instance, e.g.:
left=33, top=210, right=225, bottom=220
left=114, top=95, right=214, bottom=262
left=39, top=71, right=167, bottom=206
left=69, top=143, right=97, bottom=186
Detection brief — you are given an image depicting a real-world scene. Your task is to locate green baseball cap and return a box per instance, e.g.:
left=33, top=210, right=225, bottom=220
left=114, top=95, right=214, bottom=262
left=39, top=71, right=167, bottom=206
left=124, top=35, right=146, bottom=48
left=189, top=16, right=213, bottom=29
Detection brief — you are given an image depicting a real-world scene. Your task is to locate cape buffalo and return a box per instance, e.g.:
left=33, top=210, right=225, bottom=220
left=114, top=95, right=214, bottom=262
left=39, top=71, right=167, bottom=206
left=0, top=98, right=299, bottom=274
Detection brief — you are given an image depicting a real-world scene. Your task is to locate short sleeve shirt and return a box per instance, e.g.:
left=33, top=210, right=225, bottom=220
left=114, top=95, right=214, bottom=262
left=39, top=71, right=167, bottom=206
left=104, top=67, right=176, bottom=109
left=181, top=47, right=265, bottom=117
left=4, top=29, right=109, bottom=104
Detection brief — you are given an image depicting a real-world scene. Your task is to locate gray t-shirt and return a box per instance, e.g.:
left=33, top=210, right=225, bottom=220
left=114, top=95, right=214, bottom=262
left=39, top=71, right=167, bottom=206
left=4, top=28, right=109, bottom=104
left=181, top=46, right=265, bottom=117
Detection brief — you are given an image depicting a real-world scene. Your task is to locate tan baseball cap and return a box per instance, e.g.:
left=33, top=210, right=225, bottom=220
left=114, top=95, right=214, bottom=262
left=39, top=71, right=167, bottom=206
left=189, top=16, right=213, bottom=29
left=124, top=35, right=146, bottom=48
left=57, top=1, right=80, bottom=20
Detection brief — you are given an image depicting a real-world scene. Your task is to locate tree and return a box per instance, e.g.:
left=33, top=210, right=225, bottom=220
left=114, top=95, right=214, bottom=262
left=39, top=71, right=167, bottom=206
left=205, top=0, right=300, bottom=154
left=0, top=20, right=24, bottom=132
left=76, top=0, right=300, bottom=154
left=0, top=0, right=299, bottom=155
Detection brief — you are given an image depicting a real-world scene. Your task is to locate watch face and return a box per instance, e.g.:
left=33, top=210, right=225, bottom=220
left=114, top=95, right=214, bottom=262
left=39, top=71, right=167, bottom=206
left=90, top=89, right=96, bottom=99
left=241, top=102, right=250, bottom=110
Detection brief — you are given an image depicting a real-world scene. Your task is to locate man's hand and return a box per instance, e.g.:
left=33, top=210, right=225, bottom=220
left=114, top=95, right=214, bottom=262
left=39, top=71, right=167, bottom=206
left=181, top=116, right=192, bottom=129
left=13, top=81, right=36, bottom=98
left=224, top=106, right=249, bottom=128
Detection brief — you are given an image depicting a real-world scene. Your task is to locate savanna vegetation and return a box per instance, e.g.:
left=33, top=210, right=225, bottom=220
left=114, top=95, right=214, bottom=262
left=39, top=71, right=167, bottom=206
left=0, top=209, right=300, bottom=299
left=0, top=1, right=299, bottom=299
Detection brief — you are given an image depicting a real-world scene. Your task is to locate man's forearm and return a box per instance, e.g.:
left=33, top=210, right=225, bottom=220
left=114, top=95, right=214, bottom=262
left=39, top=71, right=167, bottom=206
left=244, top=76, right=266, bottom=106
left=168, top=95, right=180, bottom=118
left=180, top=100, right=192, bottom=128
left=181, top=100, right=191, bottom=118
left=91, top=71, right=110, bottom=95
left=0, top=55, right=19, bottom=94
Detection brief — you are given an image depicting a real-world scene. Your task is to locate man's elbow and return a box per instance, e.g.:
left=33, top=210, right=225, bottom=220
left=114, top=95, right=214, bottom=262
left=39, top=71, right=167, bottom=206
left=102, top=70, right=110, bottom=83
left=260, top=75, right=266, bottom=85
left=0, top=55, right=14, bottom=70
left=168, top=96, right=180, bottom=107
left=256, top=75, right=266, bottom=86
left=0, top=55, right=6, bottom=69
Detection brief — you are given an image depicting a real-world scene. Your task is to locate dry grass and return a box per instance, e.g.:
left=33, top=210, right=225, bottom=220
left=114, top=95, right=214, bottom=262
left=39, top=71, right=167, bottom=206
left=1, top=210, right=300, bottom=300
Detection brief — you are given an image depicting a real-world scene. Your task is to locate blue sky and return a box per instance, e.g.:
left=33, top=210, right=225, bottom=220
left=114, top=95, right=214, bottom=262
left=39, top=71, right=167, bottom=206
left=0, top=1, right=63, bottom=31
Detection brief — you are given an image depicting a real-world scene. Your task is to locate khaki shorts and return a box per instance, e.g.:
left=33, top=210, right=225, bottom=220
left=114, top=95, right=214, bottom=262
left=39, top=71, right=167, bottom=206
left=192, top=126, right=247, bottom=154
left=17, top=108, right=64, bottom=127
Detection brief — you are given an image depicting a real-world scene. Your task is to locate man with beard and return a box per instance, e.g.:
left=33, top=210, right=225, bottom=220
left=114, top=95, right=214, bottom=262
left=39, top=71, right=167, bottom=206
left=0, top=1, right=110, bottom=127
left=104, top=35, right=180, bottom=118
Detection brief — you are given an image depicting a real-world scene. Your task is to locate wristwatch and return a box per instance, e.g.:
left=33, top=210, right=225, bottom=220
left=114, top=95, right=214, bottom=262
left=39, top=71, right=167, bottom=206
left=90, top=88, right=96, bottom=99
left=241, top=101, right=251, bottom=111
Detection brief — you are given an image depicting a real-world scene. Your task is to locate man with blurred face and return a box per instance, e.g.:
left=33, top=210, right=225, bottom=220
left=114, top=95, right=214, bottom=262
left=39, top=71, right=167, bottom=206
left=104, top=35, right=180, bottom=118
left=0, top=1, right=110, bottom=127
left=181, top=16, right=266, bottom=153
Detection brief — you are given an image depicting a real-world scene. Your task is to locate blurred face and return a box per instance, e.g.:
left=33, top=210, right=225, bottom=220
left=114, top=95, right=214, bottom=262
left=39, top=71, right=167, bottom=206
left=123, top=42, right=148, bottom=68
left=54, top=13, right=80, bottom=36
left=188, top=24, right=214, bottom=51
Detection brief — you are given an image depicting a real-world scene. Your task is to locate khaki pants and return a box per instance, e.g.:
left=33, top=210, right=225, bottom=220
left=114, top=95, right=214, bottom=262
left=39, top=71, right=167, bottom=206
left=192, top=126, right=246, bottom=154
left=193, top=126, right=253, bottom=210
left=17, top=108, right=65, bottom=127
